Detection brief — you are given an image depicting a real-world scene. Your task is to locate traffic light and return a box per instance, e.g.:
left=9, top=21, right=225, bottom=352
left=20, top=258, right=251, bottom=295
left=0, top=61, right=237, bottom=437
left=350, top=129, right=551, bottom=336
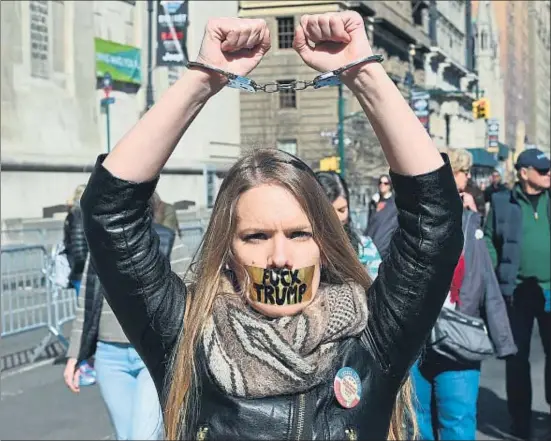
left=478, top=98, right=490, bottom=119
left=472, top=98, right=491, bottom=119
left=472, top=99, right=480, bottom=119
left=319, top=156, right=340, bottom=173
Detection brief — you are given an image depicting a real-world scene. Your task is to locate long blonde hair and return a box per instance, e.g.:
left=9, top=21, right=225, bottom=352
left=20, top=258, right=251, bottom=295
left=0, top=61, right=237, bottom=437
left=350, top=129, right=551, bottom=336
left=164, top=149, right=417, bottom=440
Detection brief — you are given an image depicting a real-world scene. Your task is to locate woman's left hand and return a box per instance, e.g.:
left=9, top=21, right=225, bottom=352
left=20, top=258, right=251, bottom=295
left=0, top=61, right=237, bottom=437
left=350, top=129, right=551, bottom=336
left=293, top=11, right=373, bottom=73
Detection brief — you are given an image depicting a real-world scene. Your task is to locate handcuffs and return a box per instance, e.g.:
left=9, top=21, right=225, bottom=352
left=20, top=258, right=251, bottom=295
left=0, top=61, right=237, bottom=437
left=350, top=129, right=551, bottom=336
left=186, top=54, right=384, bottom=93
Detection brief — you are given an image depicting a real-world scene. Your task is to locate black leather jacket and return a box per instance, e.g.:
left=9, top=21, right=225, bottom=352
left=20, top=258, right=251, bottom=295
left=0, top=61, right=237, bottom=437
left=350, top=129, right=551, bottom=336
left=76, top=223, right=177, bottom=365
left=63, top=205, right=89, bottom=282
left=81, top=155, right=463, bottom=441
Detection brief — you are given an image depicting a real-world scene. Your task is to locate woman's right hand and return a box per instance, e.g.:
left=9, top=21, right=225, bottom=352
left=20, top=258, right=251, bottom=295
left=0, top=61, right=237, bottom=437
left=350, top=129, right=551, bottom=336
left=197, top=17, right=271, bottom=77
left=63, top=358, right=80, bottom=393
left=101, top=18, right=271, bottom=183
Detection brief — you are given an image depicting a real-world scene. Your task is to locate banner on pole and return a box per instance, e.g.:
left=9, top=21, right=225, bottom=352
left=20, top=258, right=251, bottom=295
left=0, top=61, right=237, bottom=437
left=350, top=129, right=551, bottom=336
left=487, top=119, right=500, bottom=153
left=156, top=0, right=189, bottom=66
left=411, top=90, right=431, bottom=133
left=95, top=38, right=141, bottom=84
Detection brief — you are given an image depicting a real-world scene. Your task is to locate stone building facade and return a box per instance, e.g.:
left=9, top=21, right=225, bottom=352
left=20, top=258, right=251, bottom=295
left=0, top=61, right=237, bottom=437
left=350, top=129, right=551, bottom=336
left=472, top=0, right=506, bottom=145
left=238, top=0, right=434, bottom=203
left=1, top=0, right=241, bottom=220
left=422, top=0, right=479, bottom=150
left=527, top=0, right=551, bottom=155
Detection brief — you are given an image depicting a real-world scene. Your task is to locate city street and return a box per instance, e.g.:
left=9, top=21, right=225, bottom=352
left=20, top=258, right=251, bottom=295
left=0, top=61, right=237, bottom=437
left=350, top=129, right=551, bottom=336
left=1, top=325, right=548, bottom=440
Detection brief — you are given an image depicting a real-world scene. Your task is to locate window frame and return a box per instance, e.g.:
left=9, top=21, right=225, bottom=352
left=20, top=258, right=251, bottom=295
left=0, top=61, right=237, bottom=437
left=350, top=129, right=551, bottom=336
left=276, top=139, right=298, bottom=156
left=277, top=16, right=295, bottom=49
left=277, top=79, right=297, bottom=109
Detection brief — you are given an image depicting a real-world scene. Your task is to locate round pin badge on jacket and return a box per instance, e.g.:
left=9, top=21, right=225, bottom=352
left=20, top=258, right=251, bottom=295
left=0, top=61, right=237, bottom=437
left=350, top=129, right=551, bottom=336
left=334, top=367, right=362, bottom=409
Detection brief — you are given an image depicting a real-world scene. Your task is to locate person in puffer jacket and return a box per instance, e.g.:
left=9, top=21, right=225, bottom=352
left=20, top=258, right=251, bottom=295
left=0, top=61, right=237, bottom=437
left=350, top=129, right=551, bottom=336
left=63, top=184, right=88, bottom=293
left=411, top=148, right=517, bottom=440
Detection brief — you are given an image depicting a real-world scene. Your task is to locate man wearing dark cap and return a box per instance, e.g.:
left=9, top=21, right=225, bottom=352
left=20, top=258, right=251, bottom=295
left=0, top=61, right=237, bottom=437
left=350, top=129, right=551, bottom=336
left=484, top=148, right=550, bottom=439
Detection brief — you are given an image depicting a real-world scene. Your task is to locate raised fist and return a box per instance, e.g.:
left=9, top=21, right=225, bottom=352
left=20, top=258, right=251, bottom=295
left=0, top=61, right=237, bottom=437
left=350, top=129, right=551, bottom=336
left=196, top=17, right=271, bottom=76
left=293, top=11, right=373, bottom=73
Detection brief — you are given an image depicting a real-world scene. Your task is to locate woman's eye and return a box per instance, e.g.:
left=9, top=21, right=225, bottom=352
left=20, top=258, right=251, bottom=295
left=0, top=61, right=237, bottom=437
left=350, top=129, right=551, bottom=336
left=243, top=233, right=268, bottom=242
left=290, top=231, right=313, bottom=240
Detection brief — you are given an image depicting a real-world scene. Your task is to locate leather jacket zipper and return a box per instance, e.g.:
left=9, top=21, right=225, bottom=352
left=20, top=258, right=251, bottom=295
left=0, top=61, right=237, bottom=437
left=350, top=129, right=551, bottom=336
left=345, top=428, right=358, bottom=440
left=295, top=393, right=306, bottom=440
left=196, top=425, right=209, bottom=441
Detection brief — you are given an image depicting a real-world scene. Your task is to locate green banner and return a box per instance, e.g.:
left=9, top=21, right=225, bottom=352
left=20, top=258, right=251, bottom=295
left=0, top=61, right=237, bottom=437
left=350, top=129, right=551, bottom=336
left=95, top=38, right=141, bottom=84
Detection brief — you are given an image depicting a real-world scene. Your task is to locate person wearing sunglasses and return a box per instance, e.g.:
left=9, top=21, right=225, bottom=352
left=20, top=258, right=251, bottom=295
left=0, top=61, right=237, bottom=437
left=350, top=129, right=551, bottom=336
left=368, top=175, right=394, bottom=217
left=366, top=174, right=398, bottom=259
left=484, top=148, right=551, bottom=440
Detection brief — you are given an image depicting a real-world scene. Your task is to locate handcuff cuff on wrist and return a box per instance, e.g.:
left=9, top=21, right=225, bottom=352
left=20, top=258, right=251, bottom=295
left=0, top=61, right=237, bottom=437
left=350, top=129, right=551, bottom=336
left=186, top=54, right=384, bottom=93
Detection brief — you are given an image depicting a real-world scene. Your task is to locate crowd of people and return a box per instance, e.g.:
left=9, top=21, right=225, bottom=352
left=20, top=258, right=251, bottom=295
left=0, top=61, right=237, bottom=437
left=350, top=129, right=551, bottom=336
left=57, top=12, right=549, bottom=441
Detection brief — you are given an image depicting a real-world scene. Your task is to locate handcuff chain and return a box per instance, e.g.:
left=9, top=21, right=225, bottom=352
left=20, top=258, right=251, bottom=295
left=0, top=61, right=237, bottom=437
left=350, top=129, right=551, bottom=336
left=187, top=54, right=384, bottom=93
left=255, top=80, right=314, bottom=93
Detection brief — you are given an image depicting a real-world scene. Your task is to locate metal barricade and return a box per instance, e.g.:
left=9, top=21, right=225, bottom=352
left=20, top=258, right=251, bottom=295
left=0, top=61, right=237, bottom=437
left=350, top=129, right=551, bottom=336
left=179, top=225, right=205, bottom=256
left=1, top=245, right=76, bottom=362
left=1, top=227, right=64, bottom=251
left=1, top=246, right=50, bottom=337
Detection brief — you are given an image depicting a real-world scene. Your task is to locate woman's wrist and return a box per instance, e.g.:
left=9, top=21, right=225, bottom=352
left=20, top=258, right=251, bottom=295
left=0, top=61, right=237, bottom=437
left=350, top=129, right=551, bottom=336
left=341, top=62, right=391, bottom=98
left=177, top=67, right=229, bottom=101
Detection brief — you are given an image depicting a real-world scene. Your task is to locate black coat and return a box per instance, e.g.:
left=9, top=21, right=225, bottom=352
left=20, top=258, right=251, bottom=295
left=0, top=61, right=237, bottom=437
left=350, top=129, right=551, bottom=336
left=81, top=154, right=463, bottom=440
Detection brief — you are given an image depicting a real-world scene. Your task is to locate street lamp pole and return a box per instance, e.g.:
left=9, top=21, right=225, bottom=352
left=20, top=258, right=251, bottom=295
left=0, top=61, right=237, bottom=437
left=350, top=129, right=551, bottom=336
left=408, top=43, right=416, bottom=105
left=145, top=0, right=155, bottom=111
left=100, top=73, right=113, bottom=153
left=338, top=82, right=346, bottom=179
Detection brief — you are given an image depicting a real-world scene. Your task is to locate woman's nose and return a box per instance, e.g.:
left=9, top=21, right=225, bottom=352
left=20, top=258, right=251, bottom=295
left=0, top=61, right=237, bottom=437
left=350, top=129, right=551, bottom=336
left=267, top=234, right=291, bottom=269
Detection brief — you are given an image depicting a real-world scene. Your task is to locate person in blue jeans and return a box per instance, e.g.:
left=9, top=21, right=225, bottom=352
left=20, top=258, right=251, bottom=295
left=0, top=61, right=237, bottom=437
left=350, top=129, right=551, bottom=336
left=63, top=258, right=163, bottom=440
left=412, top=362, right=481, bottom=439
left=63, top=184, right=96, bottom=383
left=64, top=255, right=165, bottom=440
left=412, top=148, right=517, bottom=440
left=64, top=219, right=177, bottom=440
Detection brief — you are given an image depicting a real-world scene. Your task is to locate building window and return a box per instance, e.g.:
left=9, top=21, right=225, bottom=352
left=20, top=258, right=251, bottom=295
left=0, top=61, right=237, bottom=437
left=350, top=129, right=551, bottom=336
left=277, top=139, right=297, bottom=156
left=52, top=1, right=64, bottom=73
left=277, top=80, right=296, bottom=108
left=277, top=17, right=294, bottom=49
left=30, top=0, right=49, bottom=78
left=480, top=30, right=488, bottom=50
